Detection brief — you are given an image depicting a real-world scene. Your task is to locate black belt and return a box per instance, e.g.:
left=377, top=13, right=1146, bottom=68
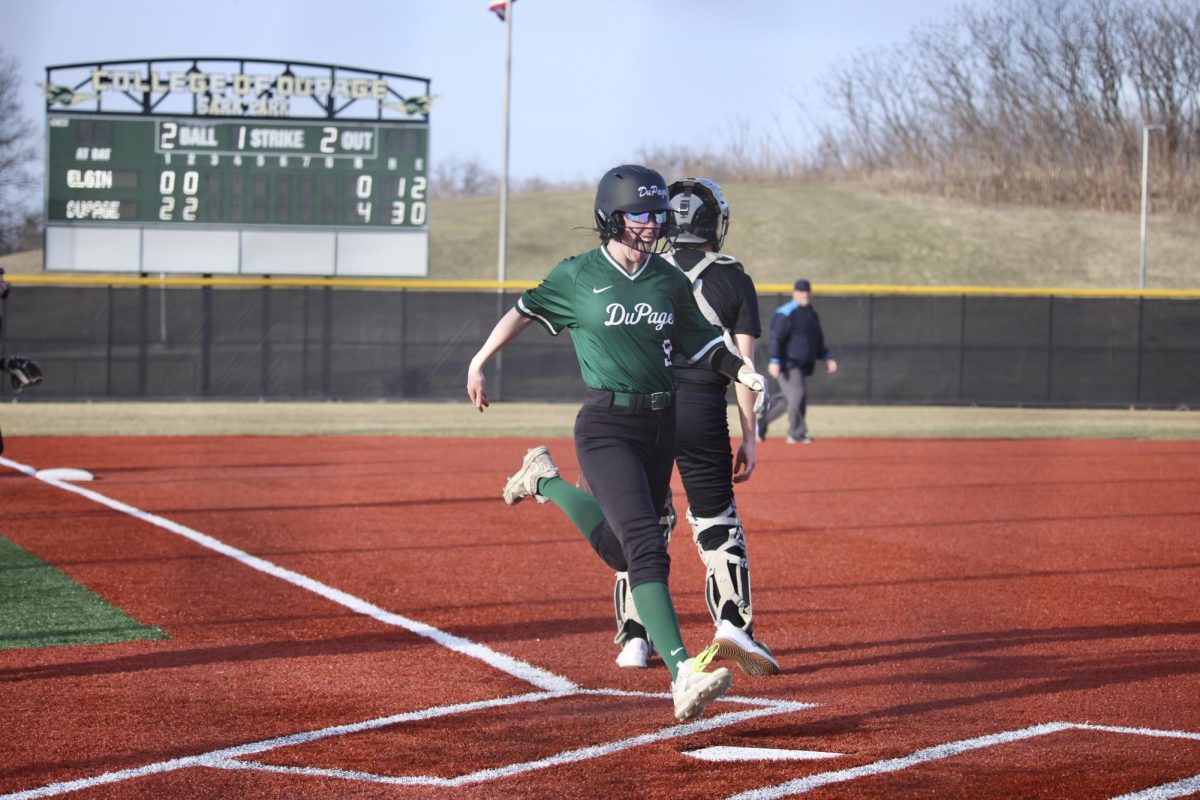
left=588, top=389, right=674, bottom=411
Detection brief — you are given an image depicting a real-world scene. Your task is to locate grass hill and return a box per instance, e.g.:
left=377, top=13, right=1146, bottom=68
left=432, top=181, right=1198, bottom=290
left=5, top=180, right=1197, bottom=289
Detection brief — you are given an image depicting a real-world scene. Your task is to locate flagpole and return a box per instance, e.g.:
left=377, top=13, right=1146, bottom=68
left=495, top=0, right=514, bottom=400
left=498, top=0, right=513, bottom=287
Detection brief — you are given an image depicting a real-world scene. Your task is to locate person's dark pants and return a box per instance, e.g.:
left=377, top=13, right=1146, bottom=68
left=575, top=390, right=676, bottom=589
left=674, top=384, right=734, bottom=520
left=758, top=366, right=809, bottom=440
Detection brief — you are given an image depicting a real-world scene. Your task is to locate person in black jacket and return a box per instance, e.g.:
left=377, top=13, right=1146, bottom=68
left=757, top=279, right=837, bottom=444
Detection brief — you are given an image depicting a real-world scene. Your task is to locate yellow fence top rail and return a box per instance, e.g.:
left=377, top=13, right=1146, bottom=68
left=5, top=273, right=1199, bottom=299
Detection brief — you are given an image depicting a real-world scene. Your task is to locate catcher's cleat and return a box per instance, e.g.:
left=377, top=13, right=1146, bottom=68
left=671, top=643, right=733, bottom=722
left=503, top=445, right=558, bottom=506
left=616, top=637, right=652, bottom=669
left=712, top=619, right=780, bottom=676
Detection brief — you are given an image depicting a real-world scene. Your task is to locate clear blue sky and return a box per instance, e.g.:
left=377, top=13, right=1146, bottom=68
left=4, top=0, right=965, bottom=186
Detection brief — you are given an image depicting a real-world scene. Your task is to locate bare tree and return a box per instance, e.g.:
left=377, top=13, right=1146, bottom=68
left=431, top=155, right=498, bottom=198
left=815, top=0, right=1200, bottom=212
left=0, top=48, right=40, bottom=254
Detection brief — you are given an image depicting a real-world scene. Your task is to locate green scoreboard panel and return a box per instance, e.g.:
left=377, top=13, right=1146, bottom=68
left=47, top=115, right=428, bottom=229
left=42, top=59, right=433, bottom=277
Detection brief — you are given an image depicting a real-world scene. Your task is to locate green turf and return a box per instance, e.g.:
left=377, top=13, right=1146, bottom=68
left=0, top=536, right=167, bottom=650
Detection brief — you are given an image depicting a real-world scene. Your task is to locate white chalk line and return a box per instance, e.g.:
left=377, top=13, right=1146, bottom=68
left=0, top=454, right=574, bottom=694
left=1076, top=723, right=1200, bottom=742
left=0, top=690, right=808, bottom=798
left=1111, top=775, right=1200, bottom=800
left=208, top=693, right=812, bottom=788
left=724, top=722, right=1200, bottom=800
left=0, top=455, right=814, bottom=797
left=0, top=692, right=556, bottom=800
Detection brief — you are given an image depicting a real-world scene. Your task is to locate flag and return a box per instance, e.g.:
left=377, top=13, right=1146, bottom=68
left=489, top=0, right=515, bottom=21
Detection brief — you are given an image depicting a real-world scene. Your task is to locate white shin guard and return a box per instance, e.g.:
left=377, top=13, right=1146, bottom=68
left=612, top=571, right=645, bottom=644
left=688, top=503, right=754, bottom=631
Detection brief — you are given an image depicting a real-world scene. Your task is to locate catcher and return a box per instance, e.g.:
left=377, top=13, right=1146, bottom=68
left=0, top=268, right=45, bottom=453
left=608, top=178, right=780, bottom=676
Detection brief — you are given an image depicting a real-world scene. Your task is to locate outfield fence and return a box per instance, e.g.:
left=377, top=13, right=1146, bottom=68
left=2, top=277, right=1198, bottom=408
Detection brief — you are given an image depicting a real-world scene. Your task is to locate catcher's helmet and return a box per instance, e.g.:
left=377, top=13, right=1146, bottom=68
left=669, top=178, right=730, bottom=251
left=594, top=164, right=672, bottom=244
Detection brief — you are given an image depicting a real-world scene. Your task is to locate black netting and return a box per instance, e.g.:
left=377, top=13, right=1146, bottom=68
left=1, top=286, right=1196, bottom=408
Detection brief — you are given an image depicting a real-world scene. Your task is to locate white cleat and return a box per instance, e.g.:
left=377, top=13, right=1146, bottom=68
left=502, top=445, right=559, bottom=505
left=671, top=644, right=733, bottom=722
left=616, top=637, right=652, bottom=669
left=713, top=620, right=781, bottom=676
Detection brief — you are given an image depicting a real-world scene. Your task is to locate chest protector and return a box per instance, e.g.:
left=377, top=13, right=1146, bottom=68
left=667, top=251, right=745, bottom=331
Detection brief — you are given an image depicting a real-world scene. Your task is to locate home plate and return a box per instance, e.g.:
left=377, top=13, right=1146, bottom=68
left=35, top=468, right=94, bottom=482
left=684, top=746, right=844, bottom=762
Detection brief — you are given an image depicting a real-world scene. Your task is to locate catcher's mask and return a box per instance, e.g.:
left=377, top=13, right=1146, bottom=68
left=594, top=164, right=675, bottom=254
left=668, top=178, right=730, bottom=251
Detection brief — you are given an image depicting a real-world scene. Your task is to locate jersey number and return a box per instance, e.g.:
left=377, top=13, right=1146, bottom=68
left=661, top=339, right=673, bottom=367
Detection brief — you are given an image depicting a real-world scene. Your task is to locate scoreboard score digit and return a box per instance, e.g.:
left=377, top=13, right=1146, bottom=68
left=48, top=115, right=428, bottom=230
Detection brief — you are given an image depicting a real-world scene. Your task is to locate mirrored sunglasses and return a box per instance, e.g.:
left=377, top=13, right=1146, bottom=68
left=625, top=210, right=669, bottom=224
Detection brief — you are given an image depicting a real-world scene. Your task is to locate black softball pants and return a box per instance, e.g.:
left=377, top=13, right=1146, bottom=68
left=574, top=390, right=676, bottom=589
left=673, top=384, right=735, bottom=520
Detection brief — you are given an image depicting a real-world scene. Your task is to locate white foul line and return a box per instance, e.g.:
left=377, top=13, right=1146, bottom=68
left=724, top=722, right=1200, bottom=800
left=0, top=455, right=575, bottom=694
left=0, top=455, right=815, bottom=799
left=1075, top=723, right=1200, bottom=742
left=1111, top=775, right=1200, bottom=800
left=208, top=694, right=811, bottom=788
left=724, top=722, right=1075, bottom=800
left=0, top=690, right=808, bottom=798
left=0, top=692, right=557, bottom=800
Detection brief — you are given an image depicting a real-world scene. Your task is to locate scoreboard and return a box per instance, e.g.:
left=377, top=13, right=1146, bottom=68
left=48, top=116, right=428, bottom=229
left=43, top=58, right=432, bottom=276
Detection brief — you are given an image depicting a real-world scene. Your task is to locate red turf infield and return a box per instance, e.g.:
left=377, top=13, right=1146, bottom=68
left=1, top=435, right=1198, bottom=799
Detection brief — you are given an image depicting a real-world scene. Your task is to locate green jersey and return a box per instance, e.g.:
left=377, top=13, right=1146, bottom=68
left=517, top=246, right=724, bottom=394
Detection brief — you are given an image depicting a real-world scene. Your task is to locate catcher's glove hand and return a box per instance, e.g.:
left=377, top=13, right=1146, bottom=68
left=736, top=362, right=770, bottom=415
left=754, top=387, right=771, bottom=417
left=5, top=356, right=43, bottom=393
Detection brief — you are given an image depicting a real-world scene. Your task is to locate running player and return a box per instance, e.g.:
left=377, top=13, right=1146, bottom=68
left=466, top=164, right=769, bottom=722
left=610, top=178, right=780, bottom=676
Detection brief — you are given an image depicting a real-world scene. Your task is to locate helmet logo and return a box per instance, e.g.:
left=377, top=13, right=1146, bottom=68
left=637, top=185, right=668, bottom=199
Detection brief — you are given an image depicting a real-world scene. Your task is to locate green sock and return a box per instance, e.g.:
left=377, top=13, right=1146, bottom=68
left=535, top=479, right=688, bottom=679
left=536, top=476, right=606, bottom=541
left=631, top=582, right=688, bottom=680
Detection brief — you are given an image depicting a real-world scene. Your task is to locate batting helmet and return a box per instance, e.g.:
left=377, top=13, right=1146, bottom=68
left=594, top=164, right=672, bottom=243
left=668, top=178, right=730, bottom=251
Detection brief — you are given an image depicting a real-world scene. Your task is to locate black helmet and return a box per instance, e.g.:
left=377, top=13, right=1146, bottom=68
left=594, top=164, right=672, bottom=243
left=668, top=178, right=730, bottom=251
